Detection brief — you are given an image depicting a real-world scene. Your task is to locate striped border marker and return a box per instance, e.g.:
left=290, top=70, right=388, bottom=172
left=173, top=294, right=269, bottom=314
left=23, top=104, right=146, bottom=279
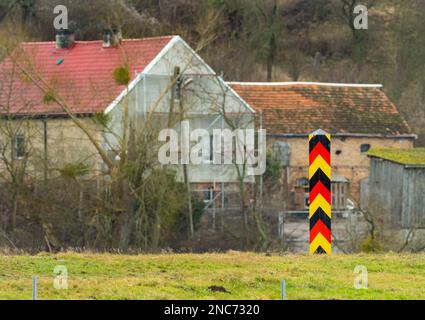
left=309, top=129, right=332, bottom=254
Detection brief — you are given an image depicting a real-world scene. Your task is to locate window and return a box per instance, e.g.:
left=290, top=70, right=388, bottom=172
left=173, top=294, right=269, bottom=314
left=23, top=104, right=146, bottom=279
left=296, top=177, right=310, bottom=210
left=107, top=149, right=120, bottom=163
left=297, top=177, right=309, bottom=187
left=203, top=187, right=214, bottom=204
left=14, top=135, right=25, bottom=159
left=173, top=66, right=182, bottom=101
left=174, top=77, right=182, bottom=101
left=360, top=144, right=371, bottom=153
left=331, top=182, right=348, bottom=210
left=209, top=135, right=214, bottom=162
left=305, top=193, right=310, bottom=209
left=200, top=135, right=214, bottom=164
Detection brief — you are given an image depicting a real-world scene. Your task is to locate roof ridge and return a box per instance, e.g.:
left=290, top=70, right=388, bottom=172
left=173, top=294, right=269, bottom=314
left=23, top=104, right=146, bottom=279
left=231, top=80, right=411, bottom=136
left=228, top=81, right=383, bottom=88
left=21, top=35, right=177, bottom=46
left=122, top=35, right=177, bottom=41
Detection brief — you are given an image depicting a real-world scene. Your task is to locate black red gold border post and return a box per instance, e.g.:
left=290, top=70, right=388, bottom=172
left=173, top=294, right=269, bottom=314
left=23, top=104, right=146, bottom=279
left=309, top=129, right=332, bottom=254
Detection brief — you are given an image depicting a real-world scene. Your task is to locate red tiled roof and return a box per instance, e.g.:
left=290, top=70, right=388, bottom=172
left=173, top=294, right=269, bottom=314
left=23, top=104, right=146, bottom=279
left=0, top=36, right=175, bottom=115
left=230, top=82, right=412, bottom=136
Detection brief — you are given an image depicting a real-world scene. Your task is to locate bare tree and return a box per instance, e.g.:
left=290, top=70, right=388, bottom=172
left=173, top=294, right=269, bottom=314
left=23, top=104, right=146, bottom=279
left=244, top=0, right=286, bottom=82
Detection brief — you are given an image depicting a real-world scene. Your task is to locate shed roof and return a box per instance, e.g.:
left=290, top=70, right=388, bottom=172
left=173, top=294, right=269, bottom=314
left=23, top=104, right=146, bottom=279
left=367, top=148, right=425, bottom=166
left=229, top=82, right=412, bottom=136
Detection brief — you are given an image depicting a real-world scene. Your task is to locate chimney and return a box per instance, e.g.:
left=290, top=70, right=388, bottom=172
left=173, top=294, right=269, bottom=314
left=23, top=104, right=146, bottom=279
left=55, top=29, right=75, bottom=49
left=103, top=27, right=122, bottom=48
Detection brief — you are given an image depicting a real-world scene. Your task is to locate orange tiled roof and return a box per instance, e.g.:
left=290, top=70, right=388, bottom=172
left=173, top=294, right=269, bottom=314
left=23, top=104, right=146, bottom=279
left=230, top=82, right=412, bottom=136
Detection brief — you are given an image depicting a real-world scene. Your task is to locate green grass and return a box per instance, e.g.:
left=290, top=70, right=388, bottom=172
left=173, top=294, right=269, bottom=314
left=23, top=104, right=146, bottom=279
left=0, top=252, right=424, bottom=300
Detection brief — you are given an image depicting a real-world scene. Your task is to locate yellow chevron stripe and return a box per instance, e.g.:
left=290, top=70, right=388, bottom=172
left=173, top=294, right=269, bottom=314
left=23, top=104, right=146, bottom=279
left=310, top=232, right=332, bottom=254
left=309, top=194, right=332, bottom=218
left=309, top=134, right=331, bottom=142
left=309, top=155, right=331, bottom=179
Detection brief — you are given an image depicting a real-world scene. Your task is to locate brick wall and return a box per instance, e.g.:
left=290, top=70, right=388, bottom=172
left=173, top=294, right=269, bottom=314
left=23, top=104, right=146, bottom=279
left=268, top=136, right=414, bottom=205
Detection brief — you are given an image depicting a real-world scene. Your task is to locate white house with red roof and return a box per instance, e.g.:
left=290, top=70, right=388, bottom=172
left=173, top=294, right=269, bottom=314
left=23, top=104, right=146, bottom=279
left=0, top=31, right=255, bottom=200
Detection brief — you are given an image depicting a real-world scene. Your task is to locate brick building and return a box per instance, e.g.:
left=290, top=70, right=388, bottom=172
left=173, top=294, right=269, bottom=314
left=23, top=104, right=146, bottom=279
left=230, top=82, right=416, bottom=212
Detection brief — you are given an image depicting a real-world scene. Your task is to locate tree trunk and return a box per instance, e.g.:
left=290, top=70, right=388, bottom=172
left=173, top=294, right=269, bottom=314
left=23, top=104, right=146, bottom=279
left=11, top=189, right=18, bottom=231
left=119, top=179, right=134, bottom=251
left=266, top=58, right=273, bottom=82
left=239, top=178, right=249, bottom=248
left=151, top=211, right=161, bottom=251
left=252, top=175, right=268, bottom=249
left=266, top=34, right=276, bottom=82
left=183, top=164, right=194, bottom=238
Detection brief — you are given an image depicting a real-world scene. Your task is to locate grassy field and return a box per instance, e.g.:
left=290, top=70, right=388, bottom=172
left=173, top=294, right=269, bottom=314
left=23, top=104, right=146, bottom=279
left=0, top=252, right=424, bottom=300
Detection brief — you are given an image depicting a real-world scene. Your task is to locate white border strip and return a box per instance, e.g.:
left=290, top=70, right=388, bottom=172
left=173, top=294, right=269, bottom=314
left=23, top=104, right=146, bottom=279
left=227, top=81, right=383, bottom=88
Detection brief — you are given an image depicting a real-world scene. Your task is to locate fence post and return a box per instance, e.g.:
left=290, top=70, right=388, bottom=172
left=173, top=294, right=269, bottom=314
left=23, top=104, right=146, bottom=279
left=281, top=280, right=286, bottom=300
left=32, top=275, right=37, bottom=301
left=278, top=213, right=284, bottom=241
left=309, top=129, right=332, bottom=254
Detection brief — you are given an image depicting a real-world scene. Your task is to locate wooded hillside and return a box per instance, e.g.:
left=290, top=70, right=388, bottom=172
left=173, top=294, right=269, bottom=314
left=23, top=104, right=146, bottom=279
left=1, top=0, right=424, bottom=144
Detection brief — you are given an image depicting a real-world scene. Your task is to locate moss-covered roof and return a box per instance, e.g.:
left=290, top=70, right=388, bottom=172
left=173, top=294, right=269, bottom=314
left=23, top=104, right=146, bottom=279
left=367, top=148, right=425, bottom=165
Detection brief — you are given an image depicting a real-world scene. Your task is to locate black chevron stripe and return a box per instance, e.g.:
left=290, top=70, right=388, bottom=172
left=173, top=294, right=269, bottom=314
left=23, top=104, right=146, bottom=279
left=309, top=135, right=331, bottom=152
left=309, top=168, right=331, bottom=190
left=314, top=246, right=327, bottom=254
left=310, top=208, right=331, bottom=230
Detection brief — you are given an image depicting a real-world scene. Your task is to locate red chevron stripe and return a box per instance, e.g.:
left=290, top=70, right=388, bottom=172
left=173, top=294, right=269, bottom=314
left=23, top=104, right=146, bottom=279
left=310, top=180, right=331, bottom=204
left=310, top=220, right=332, bottom=244
left=309, top=142, right=331, bottom=165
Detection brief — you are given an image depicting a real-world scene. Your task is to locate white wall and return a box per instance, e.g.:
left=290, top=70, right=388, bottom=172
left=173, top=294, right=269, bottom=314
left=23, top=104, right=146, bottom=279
left=105, top=37, right=255, bottom=183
